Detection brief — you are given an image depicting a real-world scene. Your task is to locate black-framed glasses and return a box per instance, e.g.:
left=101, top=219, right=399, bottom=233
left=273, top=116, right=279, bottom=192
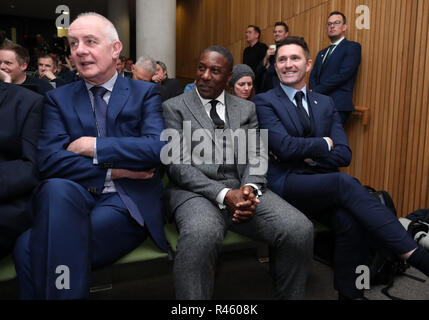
left=327, top=20, right=343, bottom=27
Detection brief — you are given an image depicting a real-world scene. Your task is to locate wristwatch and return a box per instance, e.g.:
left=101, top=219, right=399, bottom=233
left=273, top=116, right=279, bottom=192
left=253, top=188, right=262, bottom=199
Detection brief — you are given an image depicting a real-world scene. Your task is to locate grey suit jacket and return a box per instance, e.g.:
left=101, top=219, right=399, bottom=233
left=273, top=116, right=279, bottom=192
left=162, top=88, right=267, bottom=216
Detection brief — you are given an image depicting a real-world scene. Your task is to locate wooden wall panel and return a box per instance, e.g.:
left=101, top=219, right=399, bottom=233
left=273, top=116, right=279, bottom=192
left=176, top=0, right=429, bottom=217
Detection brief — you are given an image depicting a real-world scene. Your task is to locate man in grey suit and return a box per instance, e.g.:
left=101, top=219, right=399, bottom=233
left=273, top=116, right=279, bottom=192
left=162, top=46, right=313, bottom=300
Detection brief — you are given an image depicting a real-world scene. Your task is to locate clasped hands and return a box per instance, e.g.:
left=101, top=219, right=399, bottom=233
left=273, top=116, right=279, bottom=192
left=66, top=136, right=155, bottom=180
left=224, top=185, right=260, bottom=223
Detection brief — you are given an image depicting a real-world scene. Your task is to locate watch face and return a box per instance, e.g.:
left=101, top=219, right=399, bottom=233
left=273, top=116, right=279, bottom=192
left=253, top=188, right=260, bottom=198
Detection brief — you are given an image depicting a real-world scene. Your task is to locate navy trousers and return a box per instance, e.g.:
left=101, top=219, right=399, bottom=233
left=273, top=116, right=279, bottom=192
left=13, top=178, right=148, bottom=299
left=283, top=172, right=416, bottom=299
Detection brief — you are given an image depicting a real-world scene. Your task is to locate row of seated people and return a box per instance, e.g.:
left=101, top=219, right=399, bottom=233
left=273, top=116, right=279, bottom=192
left=0, top=42, right=185, bottom=103
left=1, top=12, right=429, bottom=301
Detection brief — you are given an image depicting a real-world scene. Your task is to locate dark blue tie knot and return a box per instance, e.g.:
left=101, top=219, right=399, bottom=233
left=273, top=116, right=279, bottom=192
left=295, top=91, right=305, bottom=104
left=91, top=86, right=108, bottom=97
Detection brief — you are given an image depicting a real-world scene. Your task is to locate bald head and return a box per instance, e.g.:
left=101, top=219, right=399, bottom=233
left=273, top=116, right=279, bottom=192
left=67, top=13, right=123, bottom=85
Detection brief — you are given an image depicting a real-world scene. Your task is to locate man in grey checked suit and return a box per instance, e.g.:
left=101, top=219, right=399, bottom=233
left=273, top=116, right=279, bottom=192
left=162, top=46, right=313, bottom=300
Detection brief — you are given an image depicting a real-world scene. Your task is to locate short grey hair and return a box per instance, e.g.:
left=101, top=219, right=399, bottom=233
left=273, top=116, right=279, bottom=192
left=72, top=12, right=119, bottom=44
left=135, top=56, right=157, bottom=74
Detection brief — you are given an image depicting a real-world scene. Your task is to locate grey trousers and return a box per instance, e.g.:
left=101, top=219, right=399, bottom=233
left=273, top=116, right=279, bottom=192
left=173, top=189, right=313, bottom=300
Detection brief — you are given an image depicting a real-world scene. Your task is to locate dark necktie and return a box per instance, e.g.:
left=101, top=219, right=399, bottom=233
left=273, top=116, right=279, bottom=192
left=90, top=86, right=108, bottom=137
left=209, top=100, right=225, bottom=129
left=294, top=91, right=311, bottom=135
left=321, top=44, right=336, bottom=70
left=90, top=86, right=144, bottom=227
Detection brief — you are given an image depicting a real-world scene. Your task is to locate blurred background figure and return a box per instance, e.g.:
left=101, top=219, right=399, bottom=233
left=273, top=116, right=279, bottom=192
left=152, top=60, right=183, bottom=101
left=229, top=64, right=255, bottom=100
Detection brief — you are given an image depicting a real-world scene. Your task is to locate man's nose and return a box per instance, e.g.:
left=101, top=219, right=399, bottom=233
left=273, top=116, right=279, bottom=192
left=201, top=69, right=211, bottom=80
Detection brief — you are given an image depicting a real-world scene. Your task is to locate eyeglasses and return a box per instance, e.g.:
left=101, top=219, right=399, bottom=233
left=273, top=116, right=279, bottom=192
left=327, top=20, right=343, bottom=27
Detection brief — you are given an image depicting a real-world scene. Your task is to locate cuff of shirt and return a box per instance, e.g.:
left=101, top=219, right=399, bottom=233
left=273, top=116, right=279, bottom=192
left=216, top=188, right=231, bottom=209
left=93, top=138, right=98, bottom=165
left=323, top=137, right=332, bottom=151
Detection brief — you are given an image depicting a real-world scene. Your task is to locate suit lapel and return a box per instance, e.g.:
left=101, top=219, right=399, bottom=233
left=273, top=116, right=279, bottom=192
left=321, top=38, right=347, bottom=73
left=0, top=83, right=7, bottom=107
left=107, top=75, right=130, bottom=130
left=274, top=85, right=302, bottom=134
left=225, top=92, right=240, bottom=131
left=73, top=81, right=98, bottom=136
left=184, top=88, right=216, bottom=141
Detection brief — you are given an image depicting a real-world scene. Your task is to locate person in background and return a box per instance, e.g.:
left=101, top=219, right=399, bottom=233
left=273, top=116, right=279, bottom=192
left=37, top=53, right=66, bottom=88
left=229, top=64, right=255, bottom=100
left=116, top=55, right=132, bottom=78
left=242, top=25, right=267, bottom=91
left=132, top=55, right=157, bottom=82
left=0, top=42, right=53, bottom=95
left=257, top=21, right=289, bottom=93
left=152, top=60, right=183, bottom=101
left=309, top=11, right=361, bottom=125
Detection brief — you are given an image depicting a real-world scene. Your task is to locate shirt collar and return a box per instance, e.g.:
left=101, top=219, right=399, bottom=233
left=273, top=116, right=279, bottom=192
left=195, top=88, right=226, bottom=107
left=85, top=71, right=118, bottom=93
left=279, top=83, right=308, bottom=103
left=331, top=37, right=345, bottom=46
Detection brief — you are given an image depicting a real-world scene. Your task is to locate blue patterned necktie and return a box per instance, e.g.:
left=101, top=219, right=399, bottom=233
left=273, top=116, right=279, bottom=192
left=90, top=86, right=144, bottom=226
left=90, top=86, right=108, bottom=137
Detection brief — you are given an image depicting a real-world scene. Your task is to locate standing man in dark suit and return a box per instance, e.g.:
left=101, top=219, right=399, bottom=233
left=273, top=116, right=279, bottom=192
left=13, top=12, right=168, bottom=299
left=254, top=36, right=429, bottom=300
left=162, top=46, right=313, bottom=300
left=243, top=25, right=267, bottom=91
left=0, top=76, right=43, bottom=259
left=309, top=12, right=361, bottom=125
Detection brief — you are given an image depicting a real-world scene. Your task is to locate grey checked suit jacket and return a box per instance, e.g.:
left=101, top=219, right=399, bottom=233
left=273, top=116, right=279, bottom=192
left=162, top=88, right=267, bottom=217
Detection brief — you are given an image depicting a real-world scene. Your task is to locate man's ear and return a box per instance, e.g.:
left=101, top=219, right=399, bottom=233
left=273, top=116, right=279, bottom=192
left=19, top=62, right=28, bottom=72
left=305, top=58, right=313, bottom=73
left=112, top=40, right=123, bottom=59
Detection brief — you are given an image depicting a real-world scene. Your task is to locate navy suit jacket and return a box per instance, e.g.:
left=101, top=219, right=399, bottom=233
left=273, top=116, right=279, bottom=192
left=254, top=85, right=352, bottom=197
left=0, top=83, right=43, bottom=240
left=309, top=38, right=361, bottom=112
left=37, top=75, right=168, bottom=251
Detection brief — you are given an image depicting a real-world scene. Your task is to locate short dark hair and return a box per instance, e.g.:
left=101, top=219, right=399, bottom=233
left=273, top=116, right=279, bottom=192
left=38, top=53, right=58, bottom=68
left=329, top=11, right=347, bottom=24
left=275, top=36, right=310, bottom=60
left=248, top=25, right=261, bottom=37
left=0, top=42, right=30, bottom=65
left=274, top=21, right=289, bottom=33
left=202, top=46, right=234, bottom=71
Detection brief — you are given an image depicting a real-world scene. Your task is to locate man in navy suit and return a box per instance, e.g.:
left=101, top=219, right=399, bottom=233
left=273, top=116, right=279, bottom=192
left=254, top=36, right=429, bottom=299
left=309, top=12, right=361, bottom=125
left=0, top=78, right=43, bottom=259
left=13, top=13, right=168, bottom=299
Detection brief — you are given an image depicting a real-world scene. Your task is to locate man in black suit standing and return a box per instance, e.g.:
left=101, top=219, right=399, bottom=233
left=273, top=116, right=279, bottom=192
left=243, top=25, right=267, bottom=91
left=0, top=71, right=43, bottom=259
